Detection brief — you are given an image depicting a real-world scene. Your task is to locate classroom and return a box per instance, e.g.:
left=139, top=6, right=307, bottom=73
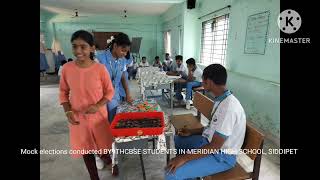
left=40, top=0, right=280, bottom=179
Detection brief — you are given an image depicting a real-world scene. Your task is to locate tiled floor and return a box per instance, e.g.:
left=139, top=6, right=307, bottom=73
left=40, top=75, right=280, bottom=180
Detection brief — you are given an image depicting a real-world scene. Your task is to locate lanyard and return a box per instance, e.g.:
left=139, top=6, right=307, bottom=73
left=210, top=90, right=232, bottom=120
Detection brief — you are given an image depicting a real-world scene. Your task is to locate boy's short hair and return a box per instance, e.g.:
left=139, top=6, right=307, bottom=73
left=142, top=56, right=146, bottom=60
left=175, top=55, right=183, bottom=61
left=202, top=64, right=227, bottom=85
left=186, top=58, right=196, bottom=66
left=165, top=53, right=169, bottom=56
left=155, top=56, right=160, bottom=59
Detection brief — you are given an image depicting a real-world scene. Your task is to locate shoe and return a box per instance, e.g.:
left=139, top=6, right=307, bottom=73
left=95, top=156, right=105, bottom=170
left=186, top=100, right=191, bottom=110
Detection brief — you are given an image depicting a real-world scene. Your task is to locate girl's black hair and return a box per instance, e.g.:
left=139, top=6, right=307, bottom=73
left=71, top=30, right=95, bottom=60
left=107, top=33, right=131, bottom=50
left=125, top=50, right=131, bottom=60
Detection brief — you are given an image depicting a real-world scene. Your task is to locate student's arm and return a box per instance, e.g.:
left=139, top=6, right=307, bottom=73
left=121, top=72, right=133, bottom=103
left=86, top=66, right=115, bottom=114
left=59, top=67, right=79, bottom=125
left=177, top=127, right=204, bottom=136
left=187, top=69, right=195, bottom=81
left=166, top=71, right=179, bottom=76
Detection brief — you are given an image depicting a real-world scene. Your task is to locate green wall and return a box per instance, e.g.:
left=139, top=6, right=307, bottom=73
left=41, top=10, right=162, bottom=63
left=160, top=3, right=183, bottom=59
left=40, top=9, right=56, bottom=48
left=161, top=0, right=280, bottom=143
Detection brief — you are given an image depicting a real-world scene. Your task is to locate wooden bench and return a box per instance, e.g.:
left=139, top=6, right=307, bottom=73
left=204, top=123, right=265, bottom=180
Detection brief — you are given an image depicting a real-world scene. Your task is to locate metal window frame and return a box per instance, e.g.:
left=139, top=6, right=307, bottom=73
left=200, top=14, right=229, bottom=66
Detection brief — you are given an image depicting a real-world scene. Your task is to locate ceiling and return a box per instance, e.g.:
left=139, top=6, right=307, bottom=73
left=40, top=0, right=185, bottom=16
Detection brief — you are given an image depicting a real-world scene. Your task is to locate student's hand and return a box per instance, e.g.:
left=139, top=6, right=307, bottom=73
left=177, top=128, right=192, bottom=136
left=85, top=104, right=99, bottom=114
left=126, top=94, right=133, bottom=104
left=66, top=112, right=79, bottom=125
left=165, top=155, right=188, bottom=174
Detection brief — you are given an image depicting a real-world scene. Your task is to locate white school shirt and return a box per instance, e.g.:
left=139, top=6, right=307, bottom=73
left=164, top=59, right=173, bottom=66
left=192, top=67, right=203, bottom=82
left=139, top=62, right=149, bottom=67
left=175, top=64, right=188, bottom=75
left=202, top=94, right=246, bottom=154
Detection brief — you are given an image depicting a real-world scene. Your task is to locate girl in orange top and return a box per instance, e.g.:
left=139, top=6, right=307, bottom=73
left=59, top=30, right=114, bottom=180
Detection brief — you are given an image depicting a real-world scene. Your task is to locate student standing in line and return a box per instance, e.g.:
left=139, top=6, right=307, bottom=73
left=95, top=32, right=133, bottom=176
left=59, top=30, right=114, bottom=180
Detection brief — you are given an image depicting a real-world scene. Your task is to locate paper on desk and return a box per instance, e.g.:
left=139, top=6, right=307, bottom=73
left=166, top=75, right=181, bottom=79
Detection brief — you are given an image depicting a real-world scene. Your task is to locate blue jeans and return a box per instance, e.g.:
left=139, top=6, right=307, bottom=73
left=175, top=81, right=202, bottom=100
left=165, top=135, right=236, bottom=180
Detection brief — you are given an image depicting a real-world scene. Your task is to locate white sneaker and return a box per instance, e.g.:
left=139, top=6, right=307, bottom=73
left=186, top=100, right=192, bottom=110
left=95, top=155, right=105, bottom=170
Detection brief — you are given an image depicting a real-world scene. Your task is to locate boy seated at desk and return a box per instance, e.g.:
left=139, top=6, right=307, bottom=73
left=175, top=58, right=203, bottom=109
left=153, top=56, right=163, bottom=69
left=165, top=64, right=246, bottom=180
left=166, top=55, right=188, bottom=78
left=163, top=53, right=173, bottom=71
left=139, top=56, right=150, bottom=67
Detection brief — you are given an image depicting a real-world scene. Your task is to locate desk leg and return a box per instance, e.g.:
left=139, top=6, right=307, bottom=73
left=116, top=144, right=125, bottom=180
left=166, top=134, right=171, bottom=164
left=162, top=89, right=164, bottom=101
left=139, top=153, right=147, bottom=180
left=170, top=82, right=174, bottom=113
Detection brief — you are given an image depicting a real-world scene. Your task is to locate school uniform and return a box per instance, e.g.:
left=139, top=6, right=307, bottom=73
left=174, top=64, right=189, bottom=100
left=176, top=66, right=203, bottom=101
left=96, top=49, right=126, bottom=123
left=119, top=57, right=132, bottom=100
left=166, top=90, right=246, bottom=179
left=139, top=61, right=149, bottom=67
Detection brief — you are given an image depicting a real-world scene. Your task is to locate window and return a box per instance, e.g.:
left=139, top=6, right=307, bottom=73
left=164, top=31, right=171, bottom=55
left=200, top=14, right=229, bottom=66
